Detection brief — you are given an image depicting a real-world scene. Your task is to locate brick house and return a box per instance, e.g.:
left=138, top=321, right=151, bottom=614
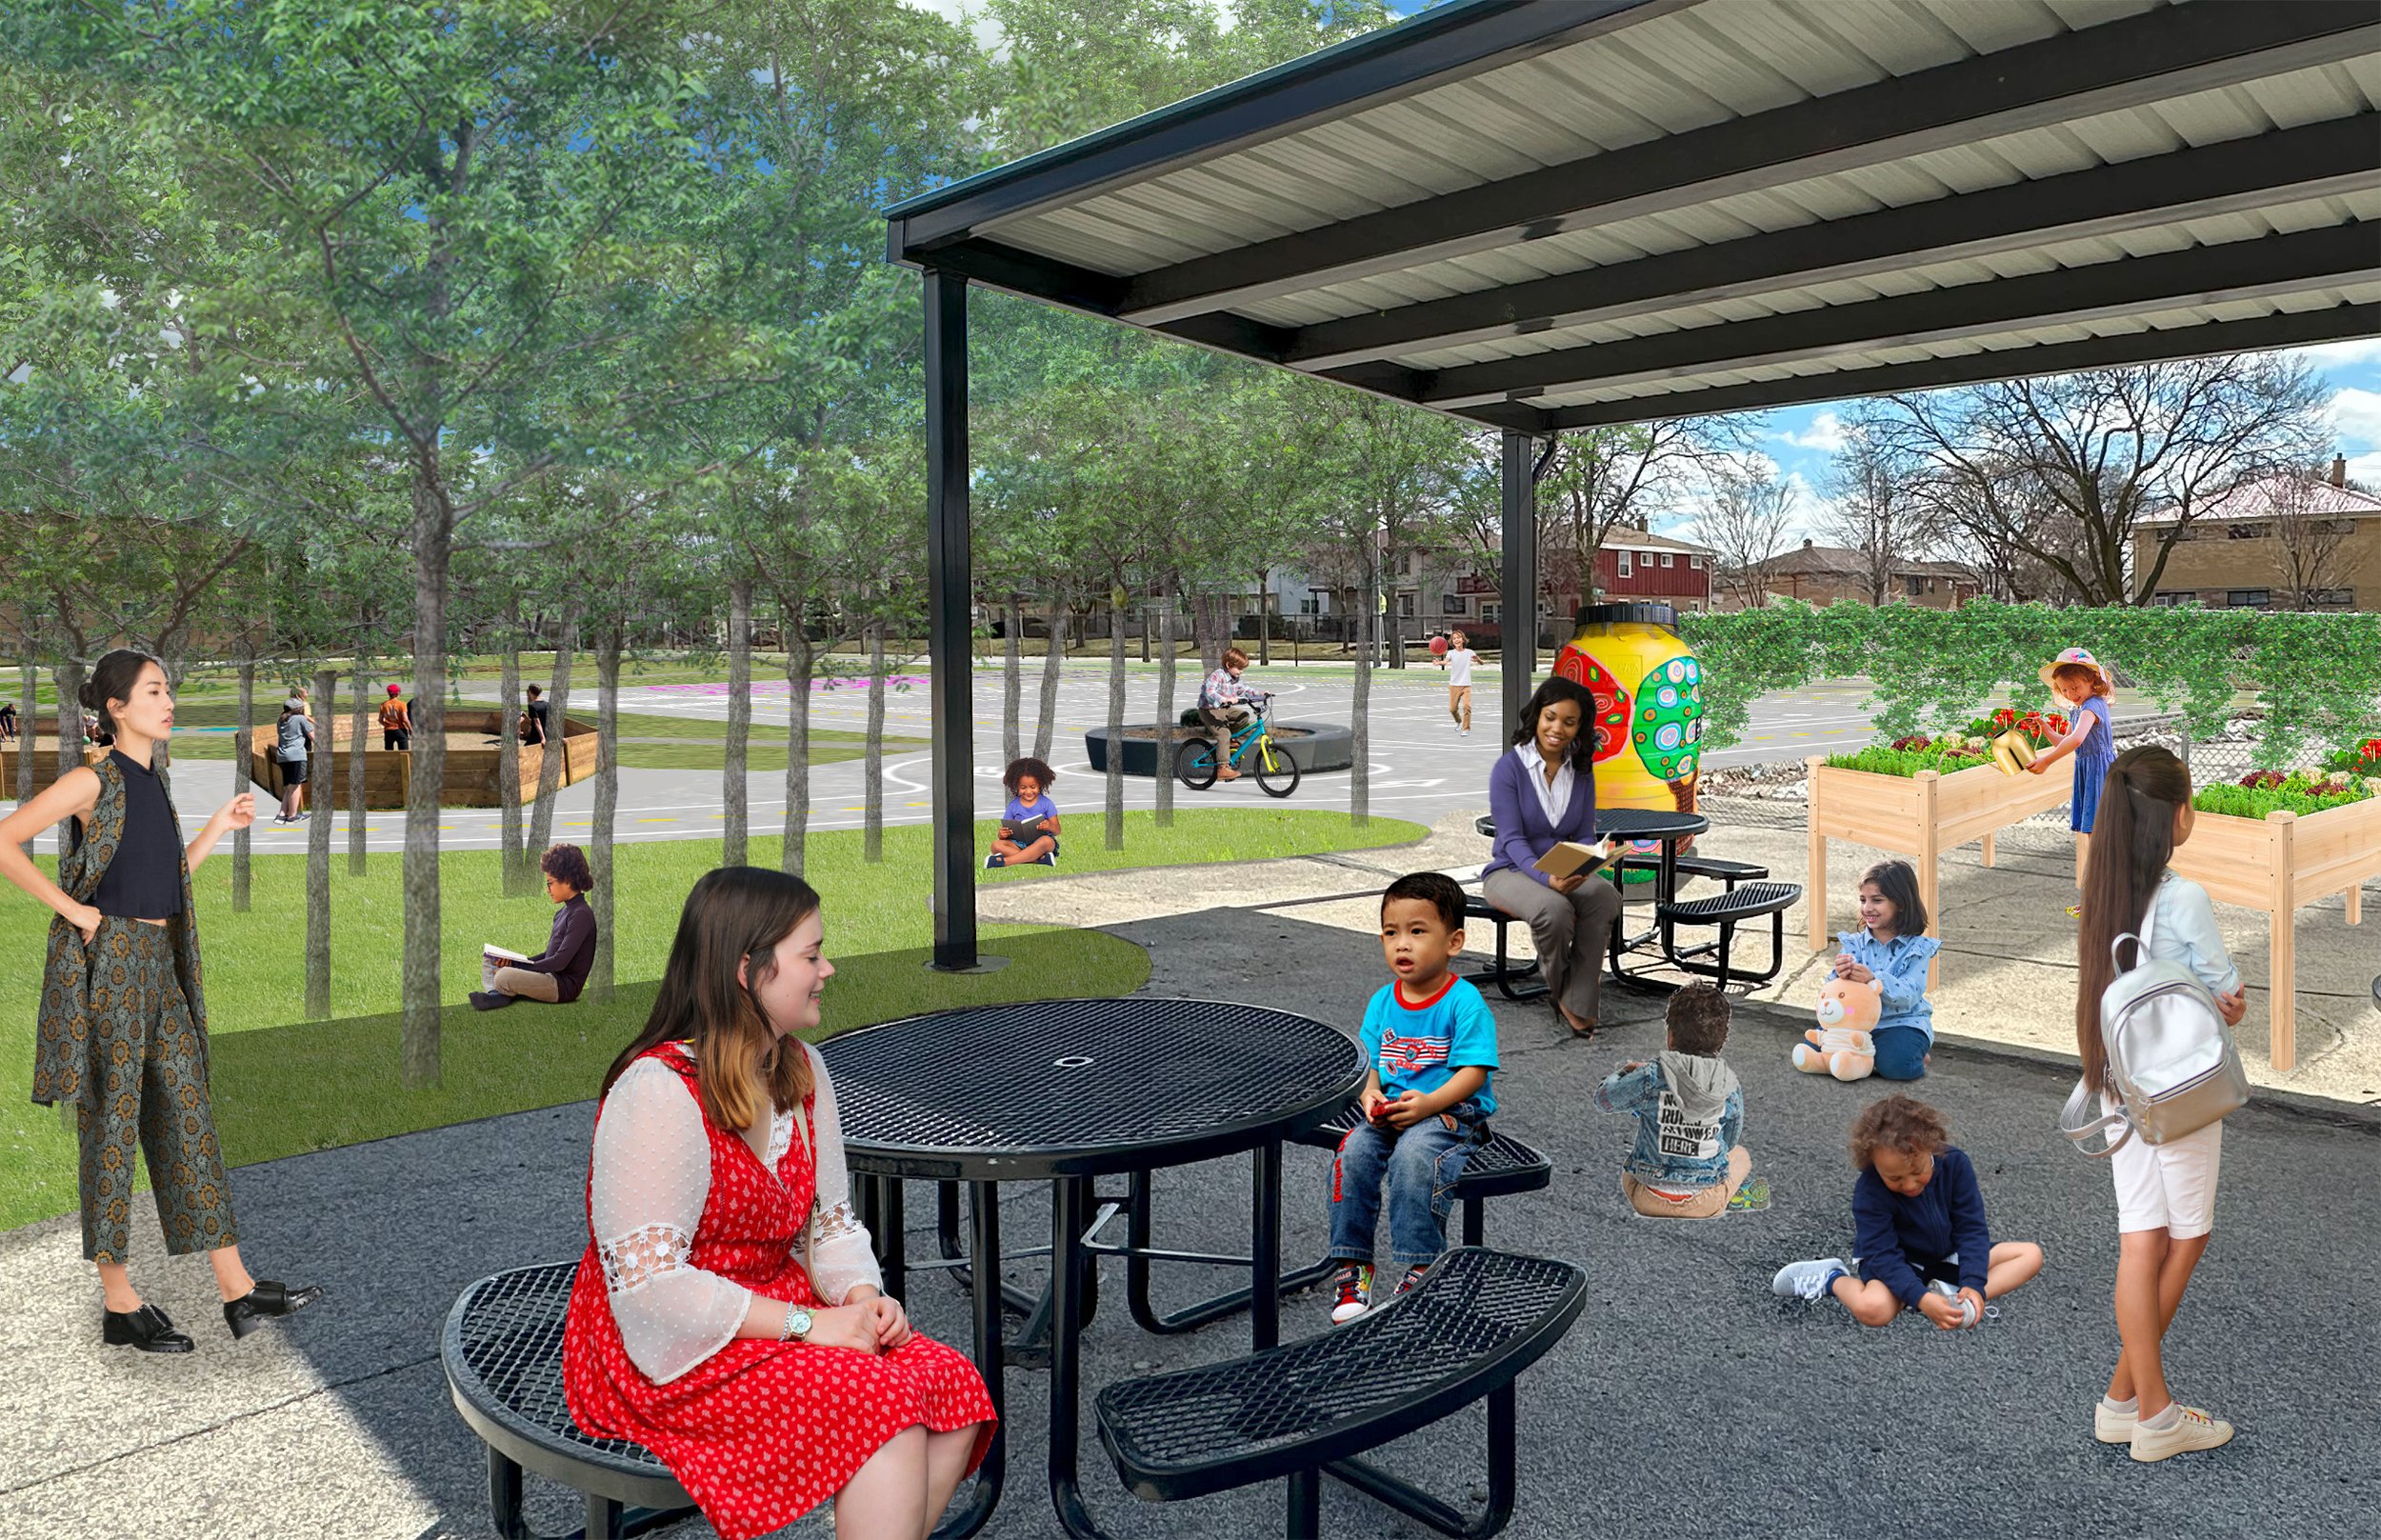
left=2131, top=457, right=2381, bottom=610
left=1438, top=529, right=1715, bottom=645
left=1723, top=540, right=1981, bottom=610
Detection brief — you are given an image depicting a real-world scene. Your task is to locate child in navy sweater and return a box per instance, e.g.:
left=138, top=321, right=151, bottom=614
left=1771, top=1095, right=2043, bottom=1329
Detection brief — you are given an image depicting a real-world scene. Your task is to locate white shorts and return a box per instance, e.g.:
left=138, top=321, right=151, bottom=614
left=2105, top=1096, right=2222, bottom=1239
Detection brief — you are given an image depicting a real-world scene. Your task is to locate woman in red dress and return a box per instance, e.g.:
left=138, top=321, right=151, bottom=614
left=563, top=867, right=995, bottom=1540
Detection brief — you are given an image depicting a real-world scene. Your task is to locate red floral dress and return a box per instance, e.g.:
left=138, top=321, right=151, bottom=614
left=562, top=1046, right=994, bottom=1540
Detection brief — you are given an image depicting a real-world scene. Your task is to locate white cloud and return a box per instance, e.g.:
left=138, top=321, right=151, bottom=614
left=2325, top=387, right=2381, bottom=450
left=2291, top=336, right=2381, bottom=369
left=1769, top=409, right=1848, bottom=454
left=2346, top=450, right=2381, bottom=489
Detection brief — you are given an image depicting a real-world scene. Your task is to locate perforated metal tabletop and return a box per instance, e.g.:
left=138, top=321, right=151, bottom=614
left=819, top=997, right=1366, bottom=1181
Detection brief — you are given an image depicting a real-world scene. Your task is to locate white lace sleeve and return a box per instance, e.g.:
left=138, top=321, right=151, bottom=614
left=590, top=1058, right=753, bottom=1384
left=800, top=1043, right=884, bottom=1306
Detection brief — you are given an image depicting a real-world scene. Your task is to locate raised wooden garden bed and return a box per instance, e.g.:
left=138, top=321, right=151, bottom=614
left=2166, top=797, right=2381, bottom=1072
left=247, top=710, right=599, bottom=810
left=1806, top=755, right=2073, bottom=990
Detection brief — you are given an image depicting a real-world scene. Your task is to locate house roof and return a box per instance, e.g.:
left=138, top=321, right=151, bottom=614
left=1755, top=544, right=1979, bottom=580
left=888, top=0, right=2381, bottom=435
left=2135, top=470, right=2381, bottom=527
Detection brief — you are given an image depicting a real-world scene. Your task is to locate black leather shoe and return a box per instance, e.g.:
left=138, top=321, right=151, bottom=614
left=103, top=1303, right=195, bottom=1353
left=224, top=1280, right=325, bottom=1340
left=468, top=990, right=516, bottom=1011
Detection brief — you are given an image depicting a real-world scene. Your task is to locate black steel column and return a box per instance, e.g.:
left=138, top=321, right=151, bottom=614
left=924, top=269, right=978, bottom=971
left=1499, top=429, right=1538, bottom=743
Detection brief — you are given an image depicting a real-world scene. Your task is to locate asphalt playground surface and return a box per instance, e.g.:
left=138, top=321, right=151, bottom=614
left=9, top=900, right=2372, bottom=1540
left=123, top=660, right=1891, bottom=855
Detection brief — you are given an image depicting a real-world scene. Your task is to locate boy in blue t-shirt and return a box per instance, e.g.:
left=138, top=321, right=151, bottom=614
left=1327, top=871, right=1500, bottom=1324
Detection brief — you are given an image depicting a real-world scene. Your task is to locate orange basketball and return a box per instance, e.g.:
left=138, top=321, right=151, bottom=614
left=1429, top=635, right=1450, bottom=655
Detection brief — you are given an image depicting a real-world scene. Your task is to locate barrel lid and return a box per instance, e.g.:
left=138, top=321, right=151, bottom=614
left=1574, top=602, right=1678, bottom=629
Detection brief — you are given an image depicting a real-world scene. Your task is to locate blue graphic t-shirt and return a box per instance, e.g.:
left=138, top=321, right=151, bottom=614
left=1360, top=975, right=1499, bottom=1115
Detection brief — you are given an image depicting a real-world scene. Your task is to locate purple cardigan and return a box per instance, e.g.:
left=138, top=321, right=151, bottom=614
left=1483, top=747, right=1598, bottom=888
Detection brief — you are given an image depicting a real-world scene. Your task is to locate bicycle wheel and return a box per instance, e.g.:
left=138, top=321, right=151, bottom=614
left=1174, top=737, right=1220, bottom=790
left=1254, top=739, right=1301, bottom=798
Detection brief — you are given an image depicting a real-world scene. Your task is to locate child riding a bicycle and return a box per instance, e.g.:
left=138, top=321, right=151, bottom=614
left=1198, top=647, right=1264, bottom=784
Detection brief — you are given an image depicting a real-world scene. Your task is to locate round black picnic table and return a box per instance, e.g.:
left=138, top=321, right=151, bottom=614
left=1474, top=805, right=1710, bottom=903
left=819, top=998, right=1366, bottom=1540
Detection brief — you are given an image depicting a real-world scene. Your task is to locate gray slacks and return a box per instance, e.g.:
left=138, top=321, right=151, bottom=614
left=1480, top=867, right=1624, bottom=1022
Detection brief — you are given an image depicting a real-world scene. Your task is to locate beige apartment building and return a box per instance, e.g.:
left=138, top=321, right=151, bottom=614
left=2134, top=459, right=2381, bottom=610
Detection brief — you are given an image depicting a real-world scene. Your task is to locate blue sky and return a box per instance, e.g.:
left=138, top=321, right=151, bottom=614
left=906, top=0, right=2381, bottom=537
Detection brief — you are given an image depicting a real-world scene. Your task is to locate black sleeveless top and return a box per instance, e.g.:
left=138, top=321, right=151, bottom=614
left=91, top=750, right=184, bottom=920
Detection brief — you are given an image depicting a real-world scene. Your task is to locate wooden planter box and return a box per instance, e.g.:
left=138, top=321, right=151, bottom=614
left=247, top=710, right=600, bottom=810
left=1806, top=756, right=2073, bottom=990
left=2167, top=797, right=2381, bottom=1073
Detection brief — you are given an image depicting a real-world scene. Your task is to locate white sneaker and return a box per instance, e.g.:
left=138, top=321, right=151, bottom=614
left=1771, top=1257, right=1848, bottom=1302
left=2130, top=1404, right=2233, bottom=1463
left=2094, top=1398, right=2136, bottom=1444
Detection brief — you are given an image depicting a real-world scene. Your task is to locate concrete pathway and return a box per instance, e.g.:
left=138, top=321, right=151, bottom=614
left=6, top=825, right=2377, bottom=1538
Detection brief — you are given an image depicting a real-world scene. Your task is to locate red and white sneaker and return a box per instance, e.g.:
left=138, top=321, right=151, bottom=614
left=1330, top=1263, right=1374, bottom=1325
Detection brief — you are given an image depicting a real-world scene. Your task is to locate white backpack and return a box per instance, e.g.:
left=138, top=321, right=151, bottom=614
left=2058, top=891, right=2248, bottom=1156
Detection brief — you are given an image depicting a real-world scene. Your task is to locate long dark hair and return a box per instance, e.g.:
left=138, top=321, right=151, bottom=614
left=602, top=867, right=821, bottom=1131
left=80, top=648, right=165, bottom=738
left=2074, top=746, right=2193, bottom=1087
left=1507, top=676, right=1597, bottom=765
left=1859, top=859, right=1928, bottom=940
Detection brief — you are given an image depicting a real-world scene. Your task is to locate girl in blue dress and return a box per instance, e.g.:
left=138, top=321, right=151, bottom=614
left=2028, top=647, right=2117, bottom=883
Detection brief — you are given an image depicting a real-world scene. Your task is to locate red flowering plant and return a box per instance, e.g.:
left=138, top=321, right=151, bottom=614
left=2320, top=735, right=2381, bottom=775
left=1964, top=703, right=2069, bottom=750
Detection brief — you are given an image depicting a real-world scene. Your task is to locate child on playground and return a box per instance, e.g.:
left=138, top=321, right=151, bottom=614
left=1771, top=1094, right=2043, bottom=1330
left=1594, top=983, right=1751, bottom=1219
left=1197, top=646, right=1265, bottom=783
left=1327, top=871, right=1499, bottom=1324
left=1435, top=629, right=1479, bottom=736
left=2028, top=647, right=2118, bottom=875
left=1831, top=859, right=1941, bottom=1080
left=989, top=756, right=1060, bottom=868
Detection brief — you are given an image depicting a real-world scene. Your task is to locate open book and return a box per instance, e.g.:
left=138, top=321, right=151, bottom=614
left=1531, top=841, right=1612, bottom=881
left=483, top=944, right=531, bottom=965
left=1004, top=814, right=1050, bottom=842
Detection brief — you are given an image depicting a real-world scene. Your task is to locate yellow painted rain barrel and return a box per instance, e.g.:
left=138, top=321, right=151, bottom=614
left=1551, top=603, right=1705, bottom=873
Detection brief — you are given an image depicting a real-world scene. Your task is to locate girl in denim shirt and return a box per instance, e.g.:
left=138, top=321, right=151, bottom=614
left=1830, top=860, right=1940, bottom=1081
left=2072, top=746, right=2247, bottom=1464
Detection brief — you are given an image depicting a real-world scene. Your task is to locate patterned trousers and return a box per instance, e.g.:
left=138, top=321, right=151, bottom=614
left=75, top=918, right=238, bottom=1263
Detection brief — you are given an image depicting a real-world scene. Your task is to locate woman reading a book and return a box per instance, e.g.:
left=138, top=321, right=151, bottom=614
left=472, top=842, right=599, bottom=1010
left=1481, top=676, right=1622, bottom=1041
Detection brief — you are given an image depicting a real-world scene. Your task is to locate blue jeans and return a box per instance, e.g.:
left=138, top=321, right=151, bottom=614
left=1872, top=1026, right=1929, bottom=1080
left=1327, top=1100, right=1489, bottom=1270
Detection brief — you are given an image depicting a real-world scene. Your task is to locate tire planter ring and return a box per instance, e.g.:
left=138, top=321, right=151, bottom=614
left=1083, top=720, right=1355, bottom=778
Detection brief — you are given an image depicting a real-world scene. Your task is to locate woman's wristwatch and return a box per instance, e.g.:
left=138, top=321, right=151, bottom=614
left=780, top=1302, right=813, bottom=1342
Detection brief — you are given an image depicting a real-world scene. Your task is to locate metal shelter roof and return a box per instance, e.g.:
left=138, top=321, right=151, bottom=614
left=888, top=0, right=2381, bottom=432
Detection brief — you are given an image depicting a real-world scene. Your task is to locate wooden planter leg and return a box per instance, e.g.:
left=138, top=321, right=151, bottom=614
left=1805, top=756, right=1828, bottom=954
left=1917, top=771, right=1941, bottom=992
left=2269, top=811, right=2296, bottom=1073
left=1981, top=830, right=1995, bottom=869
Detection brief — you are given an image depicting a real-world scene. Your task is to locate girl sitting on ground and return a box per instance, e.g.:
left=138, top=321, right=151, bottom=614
left=988, top=757, right=1060, bottom=868
left=1771, top=1094, right=2043, bottom=1330
left=1828, top=859, right=1941, bottom=1080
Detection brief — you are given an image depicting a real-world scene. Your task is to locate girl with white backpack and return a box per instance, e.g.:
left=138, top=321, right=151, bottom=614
left=2072, top=746, right=2248, bottom=1463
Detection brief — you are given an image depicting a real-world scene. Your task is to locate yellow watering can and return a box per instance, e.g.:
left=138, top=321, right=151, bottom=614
left=1990, top=729, right=2038, bottom=776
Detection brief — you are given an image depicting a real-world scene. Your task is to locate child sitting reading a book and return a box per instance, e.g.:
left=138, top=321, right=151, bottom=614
left=989, top=757, right=1060, bottom=868
left=472, top=843, right=598, bottom=1010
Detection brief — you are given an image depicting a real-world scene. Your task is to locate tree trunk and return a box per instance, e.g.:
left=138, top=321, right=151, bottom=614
left=723, top=579, right=752, bottom=867
left=224, top=656, right=252, bottom=907
left=1255, top=571, right=1271, bottom=666
left=1351, top=550, right=1373, bottom=830
left=52, top=659, right=83, bottom=853
left=529, top=603, right=580, bottom=861
left=1152, top=576, right=1177, bottom=829
left=1139, top=599, right=1150, bottom=663
left=590, top=622, right=622, bottom=1002
left=17, top=650, right=38, bottom=856
left=1002, top=593, right=1022, bottom=768
left=1031, top=594, right=1066, bottom=763
left=863, top=617, right=887, bottom=863
left=498, top=610, right=526, bottom=894
left=348, top=657, right=370, bottom=876
left=782, top=631, right=815, bottom=876
left=402, top=465, right=455, bottom=1089
left=1105, top=591, right=1126, bottom=850
left=306, top=666, right=335, bottom=1020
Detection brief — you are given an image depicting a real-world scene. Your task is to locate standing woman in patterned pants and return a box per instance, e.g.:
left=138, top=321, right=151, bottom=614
left=0, top=649, right=322, bottom=1353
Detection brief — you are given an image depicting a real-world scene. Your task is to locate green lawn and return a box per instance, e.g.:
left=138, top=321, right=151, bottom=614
left=0, top=809, right=1424, bottom=1233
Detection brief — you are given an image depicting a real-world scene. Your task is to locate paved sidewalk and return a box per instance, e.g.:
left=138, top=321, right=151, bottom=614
left=6, top=870, right=2376, bottom=1537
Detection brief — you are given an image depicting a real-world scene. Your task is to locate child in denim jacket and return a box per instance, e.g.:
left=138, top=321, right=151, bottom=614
left=1595, top=984, right=1751, bottom=1219
left=1832, top=859, right=1941, bottom=1080
left=1326, top=871, right=1499, bottom=1324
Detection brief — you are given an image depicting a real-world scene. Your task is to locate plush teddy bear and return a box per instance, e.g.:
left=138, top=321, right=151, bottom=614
left=1794, top=974, right=1881, bottom=1081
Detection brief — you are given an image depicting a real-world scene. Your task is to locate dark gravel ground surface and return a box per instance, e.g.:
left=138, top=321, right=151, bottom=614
left=72, top=903, right=2374, bottom=1540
